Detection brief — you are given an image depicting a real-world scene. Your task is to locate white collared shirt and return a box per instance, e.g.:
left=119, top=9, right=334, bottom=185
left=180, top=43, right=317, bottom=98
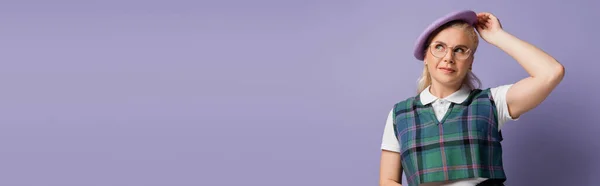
left=381, top=84, right=518, bottom=186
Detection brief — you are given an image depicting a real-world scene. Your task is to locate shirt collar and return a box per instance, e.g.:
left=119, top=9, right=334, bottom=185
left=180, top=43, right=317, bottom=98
left=419, top=84, right=471, bottom=105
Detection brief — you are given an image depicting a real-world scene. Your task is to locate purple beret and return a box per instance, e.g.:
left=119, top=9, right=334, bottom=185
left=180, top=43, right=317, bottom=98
left=413, top=10, right=478, bottom=61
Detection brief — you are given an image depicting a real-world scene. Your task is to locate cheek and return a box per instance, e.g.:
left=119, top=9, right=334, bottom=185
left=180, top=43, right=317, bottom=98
left=427, top=63, right=440, bottom=76
left=425, top=58, right=440, bottom=68
left=458, top=60, right=473, bottom=71
left=458, top=64, right=470, bottom=71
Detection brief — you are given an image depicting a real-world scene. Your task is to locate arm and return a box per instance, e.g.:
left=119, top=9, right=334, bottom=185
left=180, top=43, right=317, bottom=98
left=476, top=13, right=565, bottom=118
left=493, top=31, right=564, bottom=118
left=379, top=150, right=403, bottom=186
left=380, top=109, right=403, bottom=186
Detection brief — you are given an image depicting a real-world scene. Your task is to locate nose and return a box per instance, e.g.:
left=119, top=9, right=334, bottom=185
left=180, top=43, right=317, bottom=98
left=442, top=50, right=455, bottom=64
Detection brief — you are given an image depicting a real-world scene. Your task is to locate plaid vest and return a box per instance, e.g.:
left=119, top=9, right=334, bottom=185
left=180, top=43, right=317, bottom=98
left=393, top=88, right=506, bottom=186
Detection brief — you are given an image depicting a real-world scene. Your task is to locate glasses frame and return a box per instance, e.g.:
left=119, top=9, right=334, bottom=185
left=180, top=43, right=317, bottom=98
left=428, top=42, right=473, bottom=60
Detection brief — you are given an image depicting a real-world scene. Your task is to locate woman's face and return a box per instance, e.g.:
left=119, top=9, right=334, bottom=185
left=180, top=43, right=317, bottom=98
left=424, top=26, right=476, bottom=88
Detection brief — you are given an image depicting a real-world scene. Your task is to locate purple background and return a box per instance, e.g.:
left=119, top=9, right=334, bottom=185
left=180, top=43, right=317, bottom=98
left=0, top=0, right=597, bottom=185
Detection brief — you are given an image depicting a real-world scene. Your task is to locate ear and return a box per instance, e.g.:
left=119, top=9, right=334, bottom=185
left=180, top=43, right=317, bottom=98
left=469, top=55, right=475, bottom=69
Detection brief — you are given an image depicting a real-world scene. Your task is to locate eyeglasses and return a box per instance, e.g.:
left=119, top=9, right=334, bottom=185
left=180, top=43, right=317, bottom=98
left=428, top=42, right=472, bottom=60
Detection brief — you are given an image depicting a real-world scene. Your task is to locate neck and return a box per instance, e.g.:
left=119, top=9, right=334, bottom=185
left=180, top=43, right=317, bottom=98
left=429, top=82, right=462, bottom=98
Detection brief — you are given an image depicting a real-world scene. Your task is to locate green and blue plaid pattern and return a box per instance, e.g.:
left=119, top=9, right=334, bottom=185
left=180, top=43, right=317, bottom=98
left=393, top=89, right=506, bottom=186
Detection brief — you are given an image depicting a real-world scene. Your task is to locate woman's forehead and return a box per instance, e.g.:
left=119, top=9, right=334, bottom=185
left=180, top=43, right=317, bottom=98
left=431, top=27, right=472, bottom=45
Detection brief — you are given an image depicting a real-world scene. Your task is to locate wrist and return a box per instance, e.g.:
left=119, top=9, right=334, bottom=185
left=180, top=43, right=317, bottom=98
left=487, top=30, right=511, bottom=47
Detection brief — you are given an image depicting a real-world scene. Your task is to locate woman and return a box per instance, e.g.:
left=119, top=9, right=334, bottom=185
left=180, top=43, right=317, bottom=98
left=379, top=10, right=565, bottom=186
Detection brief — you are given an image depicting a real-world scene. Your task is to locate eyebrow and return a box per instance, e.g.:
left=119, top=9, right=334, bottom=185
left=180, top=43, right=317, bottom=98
left=432, top=41, right=469, bottom=48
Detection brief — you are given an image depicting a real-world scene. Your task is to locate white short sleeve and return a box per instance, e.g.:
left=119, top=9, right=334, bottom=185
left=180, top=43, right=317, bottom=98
left=381, top=108, right=401, bottom=153
left=490, top=84, right=519, bottom=131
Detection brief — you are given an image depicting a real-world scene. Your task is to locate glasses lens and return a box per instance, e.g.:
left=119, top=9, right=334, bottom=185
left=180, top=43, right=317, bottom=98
left=430, top=43, right=446, bottom=58
left=454, top=47, right=470, bottom=60
left=430, top=43, right=471, bottom=60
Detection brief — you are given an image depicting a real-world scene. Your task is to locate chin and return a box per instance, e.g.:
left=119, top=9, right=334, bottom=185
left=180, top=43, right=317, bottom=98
left=432, top=75, right=463, bottom=85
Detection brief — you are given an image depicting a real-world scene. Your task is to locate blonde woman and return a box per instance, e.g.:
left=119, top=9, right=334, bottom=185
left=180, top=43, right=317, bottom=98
left=379, top=10, right=565, bottom=186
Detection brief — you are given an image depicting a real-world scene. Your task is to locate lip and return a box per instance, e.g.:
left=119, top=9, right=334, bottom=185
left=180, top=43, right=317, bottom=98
left=438, top=67, right=456, bottom=73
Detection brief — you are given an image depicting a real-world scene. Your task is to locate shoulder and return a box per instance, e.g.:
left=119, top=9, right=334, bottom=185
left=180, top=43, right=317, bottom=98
left=393, top=96, right=417, bottom=105
left=392, top=96, right=418, bottom=112
left=467, top=84, right=513, bottom=100
left=479, top=84, right=519, bottom=127
left=462, top=88, right=491, bottom=103
left=488, top=84, right=513, bottom=100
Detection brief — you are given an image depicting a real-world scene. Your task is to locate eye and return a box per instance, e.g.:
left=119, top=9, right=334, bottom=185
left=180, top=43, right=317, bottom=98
left=454, top=47, right=467, bottom=53
left=434, top=44, right=445, bottom=51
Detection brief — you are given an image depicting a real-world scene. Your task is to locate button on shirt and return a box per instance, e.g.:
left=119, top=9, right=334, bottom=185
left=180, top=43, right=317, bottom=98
left=381, top=84, right=518, bottom=186
left=432, top=98, right=451, bottom=121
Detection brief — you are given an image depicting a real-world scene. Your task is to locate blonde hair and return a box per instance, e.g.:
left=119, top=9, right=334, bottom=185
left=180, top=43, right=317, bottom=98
left=416, top=21, right=482, bottom=93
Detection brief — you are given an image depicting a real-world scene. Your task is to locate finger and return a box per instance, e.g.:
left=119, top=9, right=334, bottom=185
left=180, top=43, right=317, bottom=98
left=479, top=19, right=488, bottom=28
left=476, top=14, right=485, bottom=22
left=476, top=17, right=483, bottom=24
left=475, top=24, right=482, bottom=32
left=476, top=19, right=487, bottom=27
left=477, top=23, right=486, bottom=30
left=477, top=14, right=485, bottom=19
left=486, top=13, right=497, bottom=20
left=477, top=12, right=492, bottom=21
left=485, top=13, right=500, bottom=25
left=476, top=13, right=486, bottom=20
left=479, top=15, right=490, bottom=23
left=477, top=12, right=490, bottom=17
